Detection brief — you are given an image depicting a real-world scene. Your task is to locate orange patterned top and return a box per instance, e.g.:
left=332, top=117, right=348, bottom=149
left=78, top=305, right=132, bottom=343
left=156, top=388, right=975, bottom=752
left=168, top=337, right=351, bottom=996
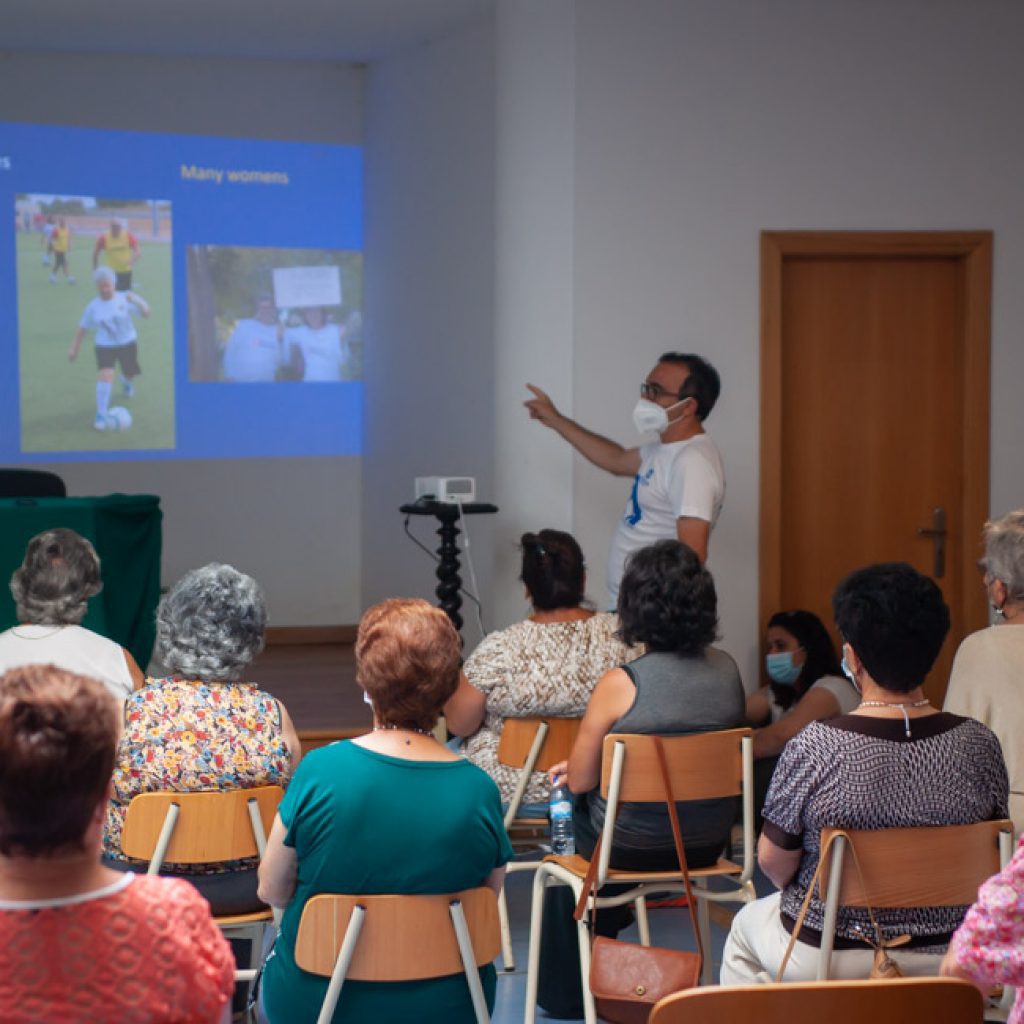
left=0, top=873, right=234, bottom=1023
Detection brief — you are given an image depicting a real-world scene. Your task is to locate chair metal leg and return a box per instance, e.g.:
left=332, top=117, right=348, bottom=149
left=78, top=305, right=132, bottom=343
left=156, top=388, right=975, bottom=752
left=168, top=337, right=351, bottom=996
left=696, top=893, right=713, bottom=986
left=497, top=881, right=515, bottom=971
left=576, top=910, right=596, bottom=1024
left=635, top=895, right=651, bottom=946
left=316, top=904, right=365, bottom=1024
left=524, top=869, right=549, bottom=1024
left=148, top=802, right=180, bottom=874
left=450, top=899, right=491, bottom=1024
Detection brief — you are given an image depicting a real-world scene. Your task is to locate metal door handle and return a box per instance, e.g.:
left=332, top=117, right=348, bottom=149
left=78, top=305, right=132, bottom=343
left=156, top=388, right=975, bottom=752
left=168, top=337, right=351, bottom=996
left=917, top=507, right=946, bottom=579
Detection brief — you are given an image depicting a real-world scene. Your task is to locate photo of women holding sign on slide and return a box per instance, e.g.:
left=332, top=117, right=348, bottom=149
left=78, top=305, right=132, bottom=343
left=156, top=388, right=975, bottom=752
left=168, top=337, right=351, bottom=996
left=14, top=192, right=175, bottom=453
left=186, top=243, right=363, bottom=383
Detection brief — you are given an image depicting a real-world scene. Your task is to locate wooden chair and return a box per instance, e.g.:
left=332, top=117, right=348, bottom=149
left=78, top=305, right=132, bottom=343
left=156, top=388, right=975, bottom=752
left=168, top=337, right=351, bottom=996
left=121, top=785, right=285, bottom=1012
left=524, top=729, right=755, bottom=1024
left=294, top=887, right=502, bottom=1024
left=815, top=820, right=1014, bottom=980
left=648, top=978, right=985, bottom=1023
left=494, top=715, right=581, bottom=971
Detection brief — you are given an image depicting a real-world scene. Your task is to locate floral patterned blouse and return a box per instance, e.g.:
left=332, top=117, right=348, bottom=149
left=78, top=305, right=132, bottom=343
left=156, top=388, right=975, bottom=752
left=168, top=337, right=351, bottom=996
left=103, top=678, right=293, bottom=874
left=948, top=834, right=1024, bottom=1024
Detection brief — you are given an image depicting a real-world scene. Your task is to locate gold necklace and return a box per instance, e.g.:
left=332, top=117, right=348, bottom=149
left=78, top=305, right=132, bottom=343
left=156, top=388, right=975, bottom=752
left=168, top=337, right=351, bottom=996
left=858, top=698, right=930, bottom=738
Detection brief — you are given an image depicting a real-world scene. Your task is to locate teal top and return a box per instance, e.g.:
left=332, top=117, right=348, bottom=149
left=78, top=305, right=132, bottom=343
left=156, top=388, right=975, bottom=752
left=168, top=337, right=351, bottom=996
left=261, top=740, right=514, bottom=1024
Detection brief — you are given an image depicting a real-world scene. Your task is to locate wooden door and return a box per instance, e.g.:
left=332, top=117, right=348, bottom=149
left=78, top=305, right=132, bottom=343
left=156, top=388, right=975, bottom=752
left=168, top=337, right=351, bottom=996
left=761, top=232, right=992, bottom=704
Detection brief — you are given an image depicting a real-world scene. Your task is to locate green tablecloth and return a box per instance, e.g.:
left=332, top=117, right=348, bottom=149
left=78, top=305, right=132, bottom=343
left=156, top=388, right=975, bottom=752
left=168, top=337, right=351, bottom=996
left=0, top=494, right=162, bottom=668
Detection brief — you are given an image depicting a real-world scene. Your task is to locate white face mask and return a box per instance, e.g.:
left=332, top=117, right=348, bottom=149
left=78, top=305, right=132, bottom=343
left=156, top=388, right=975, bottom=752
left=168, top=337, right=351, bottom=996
left=632, top=397, right=689, bottom=436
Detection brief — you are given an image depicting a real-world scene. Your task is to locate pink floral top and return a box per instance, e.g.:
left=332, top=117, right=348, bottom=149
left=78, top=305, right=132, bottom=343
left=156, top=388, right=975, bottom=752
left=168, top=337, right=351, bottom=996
left=949, top=834, right=1024, bottom=1023
left=103, top=678, right=293, bottom=873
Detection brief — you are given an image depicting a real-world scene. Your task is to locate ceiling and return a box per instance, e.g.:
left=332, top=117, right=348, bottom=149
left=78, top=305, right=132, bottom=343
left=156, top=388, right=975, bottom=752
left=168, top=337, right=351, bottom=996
left=0, top=0, right=493, bottom=62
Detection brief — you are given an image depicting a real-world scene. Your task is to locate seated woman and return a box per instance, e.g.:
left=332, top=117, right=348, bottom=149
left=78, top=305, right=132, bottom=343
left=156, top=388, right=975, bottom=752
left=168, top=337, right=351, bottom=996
left=745, top=609, right=856, bottom=822
left=0, top=664, right=233, bottom=1022
left=258, top=598, right=513, bottom=1024
left=444, top=529, right=640, bottom=815
left=0, top=528, right=143, bottom=698
left=941, top=835, right=1024, bottom=1021
left=722, top=562, right=1009, bottom=984
left=945, top=508, right=1024, bottom=834
left=538, top=540, right=745, bottom=1017
left=103, top=563, right=300, bottom=914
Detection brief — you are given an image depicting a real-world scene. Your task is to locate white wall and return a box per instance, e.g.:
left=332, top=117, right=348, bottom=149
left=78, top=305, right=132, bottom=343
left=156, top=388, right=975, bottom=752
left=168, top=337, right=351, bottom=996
left=0, top=52, right=365, bottom=625
left=491, top=1, right=577, bottom=628
left=362, top=15, right=498, bottom=642
left=568, top=0, right=1024, bottom=682
left=482, top=0, right=1024, bottom=685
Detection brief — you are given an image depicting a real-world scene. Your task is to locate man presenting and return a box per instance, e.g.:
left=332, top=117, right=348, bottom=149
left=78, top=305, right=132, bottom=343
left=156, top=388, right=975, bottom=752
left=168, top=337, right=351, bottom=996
left=525, top=352, right=724, bottom=605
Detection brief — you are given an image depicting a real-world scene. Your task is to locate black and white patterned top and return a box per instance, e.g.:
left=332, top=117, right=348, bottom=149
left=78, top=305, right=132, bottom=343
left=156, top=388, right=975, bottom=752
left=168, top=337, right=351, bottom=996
left=460, top=613, right=640, bottom=805
left=763, top=713, right=1009, bottom=947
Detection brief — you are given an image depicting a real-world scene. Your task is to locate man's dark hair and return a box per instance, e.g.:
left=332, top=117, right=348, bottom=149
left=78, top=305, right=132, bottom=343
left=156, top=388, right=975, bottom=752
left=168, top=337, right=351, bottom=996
left=617, top=540, right=718, bottom=655
left=831, top=562, right=950, bottom=693
left=659, top=353, right=721, bottom=421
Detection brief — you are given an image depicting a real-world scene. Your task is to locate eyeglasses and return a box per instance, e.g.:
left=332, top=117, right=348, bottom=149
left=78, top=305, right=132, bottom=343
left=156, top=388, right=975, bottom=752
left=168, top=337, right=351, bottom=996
left=640, top=381, right=681, bottom=402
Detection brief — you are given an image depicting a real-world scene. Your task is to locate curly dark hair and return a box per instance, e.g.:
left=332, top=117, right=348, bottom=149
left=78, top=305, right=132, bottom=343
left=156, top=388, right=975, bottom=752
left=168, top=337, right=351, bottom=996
left=520, top=529, right=586, bottom=611
left=617, top=540, right=718, bottom=655
left=831, top=562, right=950, bottom=693
left=766, top=609, right=842, bottom=711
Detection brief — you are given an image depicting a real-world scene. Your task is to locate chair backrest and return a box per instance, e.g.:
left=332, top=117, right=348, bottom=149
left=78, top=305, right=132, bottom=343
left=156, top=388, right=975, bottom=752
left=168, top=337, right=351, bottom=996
left=0, top=469, right=66, bottom=498
left=121, top=785, right=283, bottom=863
left=600, top=729, right=751, bottom=801
left=294, top=888, right=501, bottom=981
left=648, top=978, right=984, bottom=1024
left=818, top=819, right=1012, bottom=907
left=497, top=716, right=581, bottom=771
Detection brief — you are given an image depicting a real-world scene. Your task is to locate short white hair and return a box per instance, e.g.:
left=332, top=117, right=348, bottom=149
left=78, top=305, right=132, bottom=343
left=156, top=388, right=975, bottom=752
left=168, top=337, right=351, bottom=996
left=156, top=564, right=267, bottom=682
left=983, top=509, right=1024, bottom=602
left=93, top=266, right=115, bottom=286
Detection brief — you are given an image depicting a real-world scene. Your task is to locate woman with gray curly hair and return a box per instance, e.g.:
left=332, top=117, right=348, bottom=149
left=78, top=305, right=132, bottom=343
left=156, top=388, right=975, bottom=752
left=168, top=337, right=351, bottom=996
left=945, top=508, right=1024, bottom=833
left=102, top=563, right=300, bottom=914
left=0, top=528, right=143, bottom=699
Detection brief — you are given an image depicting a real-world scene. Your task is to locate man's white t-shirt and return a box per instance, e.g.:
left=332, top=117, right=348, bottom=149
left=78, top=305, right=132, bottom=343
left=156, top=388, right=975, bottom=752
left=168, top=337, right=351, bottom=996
left=222, top=319, right=282, bottom=382
left=606, top=433, right=725, bottom=606
left=79, top=294, right=139, bottom=347
left=286, top=323, right=347, bottom=381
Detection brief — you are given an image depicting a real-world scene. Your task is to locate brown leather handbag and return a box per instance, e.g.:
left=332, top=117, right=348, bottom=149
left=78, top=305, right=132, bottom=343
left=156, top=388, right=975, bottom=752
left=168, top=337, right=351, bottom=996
left=573, top=736, right=704, bottom=1024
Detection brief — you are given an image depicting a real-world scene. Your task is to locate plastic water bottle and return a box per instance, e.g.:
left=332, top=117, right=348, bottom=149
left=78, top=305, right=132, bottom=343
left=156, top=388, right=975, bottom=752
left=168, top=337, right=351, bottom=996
left=549, top=784, right=575, bottom=855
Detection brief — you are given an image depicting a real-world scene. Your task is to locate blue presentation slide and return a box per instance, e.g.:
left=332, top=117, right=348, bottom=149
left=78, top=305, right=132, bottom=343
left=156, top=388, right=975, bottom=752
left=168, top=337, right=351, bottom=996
left=0, top=121, right=363, bottom=461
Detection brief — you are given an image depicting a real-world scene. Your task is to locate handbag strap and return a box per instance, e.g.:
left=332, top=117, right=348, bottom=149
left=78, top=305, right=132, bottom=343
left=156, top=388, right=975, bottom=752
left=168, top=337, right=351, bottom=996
left=572, top=736, right=704, bottom=968
left=774, top=829, right=905, bottom=982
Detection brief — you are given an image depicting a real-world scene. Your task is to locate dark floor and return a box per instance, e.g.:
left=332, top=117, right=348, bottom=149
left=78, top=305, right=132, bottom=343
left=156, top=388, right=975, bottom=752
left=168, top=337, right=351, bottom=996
left=247, top=641, right=366, bottom=736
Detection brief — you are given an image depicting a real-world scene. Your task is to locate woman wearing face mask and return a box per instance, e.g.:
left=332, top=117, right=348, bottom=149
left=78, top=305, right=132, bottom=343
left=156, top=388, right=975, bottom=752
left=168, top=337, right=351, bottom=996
left=745, top=610, right=856, bottom=828
left=945, top=509, right=1024, bottom=834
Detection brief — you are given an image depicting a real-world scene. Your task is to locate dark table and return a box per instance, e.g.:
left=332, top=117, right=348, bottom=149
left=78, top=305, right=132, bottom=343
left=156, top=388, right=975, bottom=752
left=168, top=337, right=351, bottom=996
left=0, top=493, right=163, bottom=668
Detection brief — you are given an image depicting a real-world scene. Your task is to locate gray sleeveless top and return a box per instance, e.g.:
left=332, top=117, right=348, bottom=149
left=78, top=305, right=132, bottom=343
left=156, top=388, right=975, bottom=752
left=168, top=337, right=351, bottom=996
left=586, top=647, right=744, bottom=852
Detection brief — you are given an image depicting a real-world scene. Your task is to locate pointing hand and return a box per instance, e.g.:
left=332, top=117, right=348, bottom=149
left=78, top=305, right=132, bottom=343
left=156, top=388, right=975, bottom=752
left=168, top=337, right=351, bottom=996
left=524, top=384, right=562, bottom=428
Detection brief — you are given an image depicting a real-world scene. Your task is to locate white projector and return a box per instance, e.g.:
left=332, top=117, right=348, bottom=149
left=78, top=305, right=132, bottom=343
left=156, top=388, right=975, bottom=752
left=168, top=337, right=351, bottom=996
left=414, top=476, right=476, bottom=503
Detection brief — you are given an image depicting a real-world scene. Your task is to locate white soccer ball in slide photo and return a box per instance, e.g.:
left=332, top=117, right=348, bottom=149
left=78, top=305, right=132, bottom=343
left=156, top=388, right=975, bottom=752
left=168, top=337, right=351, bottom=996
left=104, top=406, right=133, bottom=431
